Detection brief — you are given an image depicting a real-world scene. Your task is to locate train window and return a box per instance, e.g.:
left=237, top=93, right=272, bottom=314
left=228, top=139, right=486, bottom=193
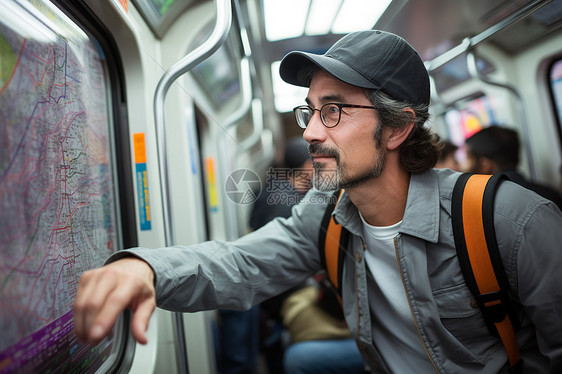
left=189, top=21, right=241, bottom=109
left=549, top=58, right=562, bottom=141
left=0, top=1, right=132, bottom=373
left=432, top=54, right=495, bottom=93
left=132, top=0, right=192, bottom=38
left=191, top=43, right=240, bottom=109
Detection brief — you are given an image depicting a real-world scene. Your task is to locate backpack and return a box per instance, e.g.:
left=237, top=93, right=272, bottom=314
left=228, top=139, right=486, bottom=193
left=319, top=173, right=522, bottom=372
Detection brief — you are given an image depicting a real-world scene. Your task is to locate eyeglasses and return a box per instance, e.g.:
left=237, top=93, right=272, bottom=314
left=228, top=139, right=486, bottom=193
left=293, top=103, right=376, bottom=129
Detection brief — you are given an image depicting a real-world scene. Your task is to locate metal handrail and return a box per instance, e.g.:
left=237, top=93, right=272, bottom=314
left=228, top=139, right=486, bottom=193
left=152, top=0, right=232, bottom=373
left=236, top=98, right=264, bottom=155
left=224, top=98, right=264, bottom=240
left=154, top=0, right=232, bottom=246
left=424, top=0, right=548, bottom=179
left=252, top=128, right=275, bottom=173
left=466, top=48, right=537, bottom=180
left=425, top=0, right=549, bottom=72
left=217, top=56, right=253, bottom=239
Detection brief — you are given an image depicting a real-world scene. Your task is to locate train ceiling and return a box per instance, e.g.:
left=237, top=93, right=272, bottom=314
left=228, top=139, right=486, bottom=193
left=257, top=0, right=562, bottom=64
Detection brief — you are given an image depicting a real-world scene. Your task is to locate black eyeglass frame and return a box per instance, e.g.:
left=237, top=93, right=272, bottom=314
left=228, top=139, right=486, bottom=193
left=293, top=103, right=377, bottom=129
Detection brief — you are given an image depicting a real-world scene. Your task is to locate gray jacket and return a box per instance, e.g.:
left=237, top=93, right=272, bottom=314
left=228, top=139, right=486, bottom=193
left=115, top=168, right=562, bottom=373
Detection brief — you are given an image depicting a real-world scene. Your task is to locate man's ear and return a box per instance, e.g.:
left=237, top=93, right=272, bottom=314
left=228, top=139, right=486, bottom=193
left=386, top=108, right=415, bottom=151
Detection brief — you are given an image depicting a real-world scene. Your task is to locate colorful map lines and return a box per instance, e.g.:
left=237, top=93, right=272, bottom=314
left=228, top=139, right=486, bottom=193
left=0, top=4, right=120, bottom=373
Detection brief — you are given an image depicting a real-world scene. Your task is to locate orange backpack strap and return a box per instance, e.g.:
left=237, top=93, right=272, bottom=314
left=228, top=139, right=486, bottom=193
left=452, top=173, right=522, bottom=372
left=319, top=190, right=348, bottom=293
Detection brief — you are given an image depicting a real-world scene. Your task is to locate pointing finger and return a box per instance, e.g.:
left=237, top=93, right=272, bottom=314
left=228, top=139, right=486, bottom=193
left=130, top=297, right=156, bottom=344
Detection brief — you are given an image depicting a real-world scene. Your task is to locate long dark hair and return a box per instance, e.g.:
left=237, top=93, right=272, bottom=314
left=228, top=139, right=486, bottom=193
left=367, top=90, right=440, bottom=173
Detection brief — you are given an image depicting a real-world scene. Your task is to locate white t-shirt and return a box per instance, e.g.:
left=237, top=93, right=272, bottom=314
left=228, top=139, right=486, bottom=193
left=360, top=213, right=435, bottom=373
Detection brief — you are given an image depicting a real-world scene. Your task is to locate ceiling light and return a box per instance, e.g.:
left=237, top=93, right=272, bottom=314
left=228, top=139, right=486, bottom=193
left=271, top=61, right=309, bottom=113
left=305, top=0, right=342, bottom=36
left=331, top=0, right=391, bottom=34
left=264, top=0, right=310, bottom=41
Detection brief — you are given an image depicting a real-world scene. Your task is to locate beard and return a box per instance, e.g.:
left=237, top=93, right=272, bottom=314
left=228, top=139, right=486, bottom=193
left=309, top=143, right=386, bottom=191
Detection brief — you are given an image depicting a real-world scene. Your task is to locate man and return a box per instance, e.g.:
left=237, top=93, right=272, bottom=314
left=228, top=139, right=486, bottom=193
left=249, top=136, right=313, bottom=230
left=465, top=125, right=562, bottom=209
left=435, top=140, right=460, bottom=171
left=74, top=31, right=562, bottom=373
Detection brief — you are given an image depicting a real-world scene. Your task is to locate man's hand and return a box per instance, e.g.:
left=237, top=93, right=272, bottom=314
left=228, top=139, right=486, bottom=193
left=73, top=257, right=156, bottom=346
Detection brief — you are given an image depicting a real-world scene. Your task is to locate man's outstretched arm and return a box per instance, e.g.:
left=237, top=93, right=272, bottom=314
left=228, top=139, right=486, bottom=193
left=73, top=257, right=156, bottom=345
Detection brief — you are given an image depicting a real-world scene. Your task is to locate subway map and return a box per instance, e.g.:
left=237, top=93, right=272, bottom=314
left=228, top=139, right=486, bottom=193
left=0, top=2, right=119, bottom=372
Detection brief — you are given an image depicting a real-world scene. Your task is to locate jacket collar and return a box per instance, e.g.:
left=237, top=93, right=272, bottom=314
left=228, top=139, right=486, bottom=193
left=332, top=170, right=440, bottom=243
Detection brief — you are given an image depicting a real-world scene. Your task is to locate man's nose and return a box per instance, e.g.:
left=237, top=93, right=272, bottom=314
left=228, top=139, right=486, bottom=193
left=303, top=110, right=327, bottom=144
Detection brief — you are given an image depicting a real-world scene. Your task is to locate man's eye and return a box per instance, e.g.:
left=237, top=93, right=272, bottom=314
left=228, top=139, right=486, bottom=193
left=326, top=105, right=340, bottom=115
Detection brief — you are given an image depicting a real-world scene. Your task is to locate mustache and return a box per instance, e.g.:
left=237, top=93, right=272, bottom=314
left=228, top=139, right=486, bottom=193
left=308, top=144, right=340, bottom=160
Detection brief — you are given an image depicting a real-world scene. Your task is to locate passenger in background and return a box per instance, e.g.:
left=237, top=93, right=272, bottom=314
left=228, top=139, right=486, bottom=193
left=214, top=137, right=312, bottom=374
left=250, top=137, right=365, bottom=374
left=465, top=125, right=562, bottom=209
left=279, top=276, right=366, bottom=374
left=250, top=137, right=313, bottom=230
left=434, top=140, right=460, bottom=171
left=215, top=304, right=259, bottom=374
left=249, top=137, right=311, bottom=374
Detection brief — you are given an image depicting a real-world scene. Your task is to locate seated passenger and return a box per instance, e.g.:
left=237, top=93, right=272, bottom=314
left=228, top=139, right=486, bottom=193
left=250, top=137, right=365, bottom=374
left=280, top=274, right=366, bottom=374
left=465, top=125, right=562, bottom=209
left=214, top=137, right=313, bottom=374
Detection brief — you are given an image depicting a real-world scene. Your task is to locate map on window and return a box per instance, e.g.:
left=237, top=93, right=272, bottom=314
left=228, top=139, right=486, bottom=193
left=0, top=1, right=124, bottom=373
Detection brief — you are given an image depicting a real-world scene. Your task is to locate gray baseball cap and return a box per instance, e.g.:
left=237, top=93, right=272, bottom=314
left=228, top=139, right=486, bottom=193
left=279, top=30, right=430, bottom=106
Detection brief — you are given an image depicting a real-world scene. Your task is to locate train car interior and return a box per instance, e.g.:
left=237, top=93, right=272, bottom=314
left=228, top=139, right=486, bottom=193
left=1, top=0, right=562, bottom=373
